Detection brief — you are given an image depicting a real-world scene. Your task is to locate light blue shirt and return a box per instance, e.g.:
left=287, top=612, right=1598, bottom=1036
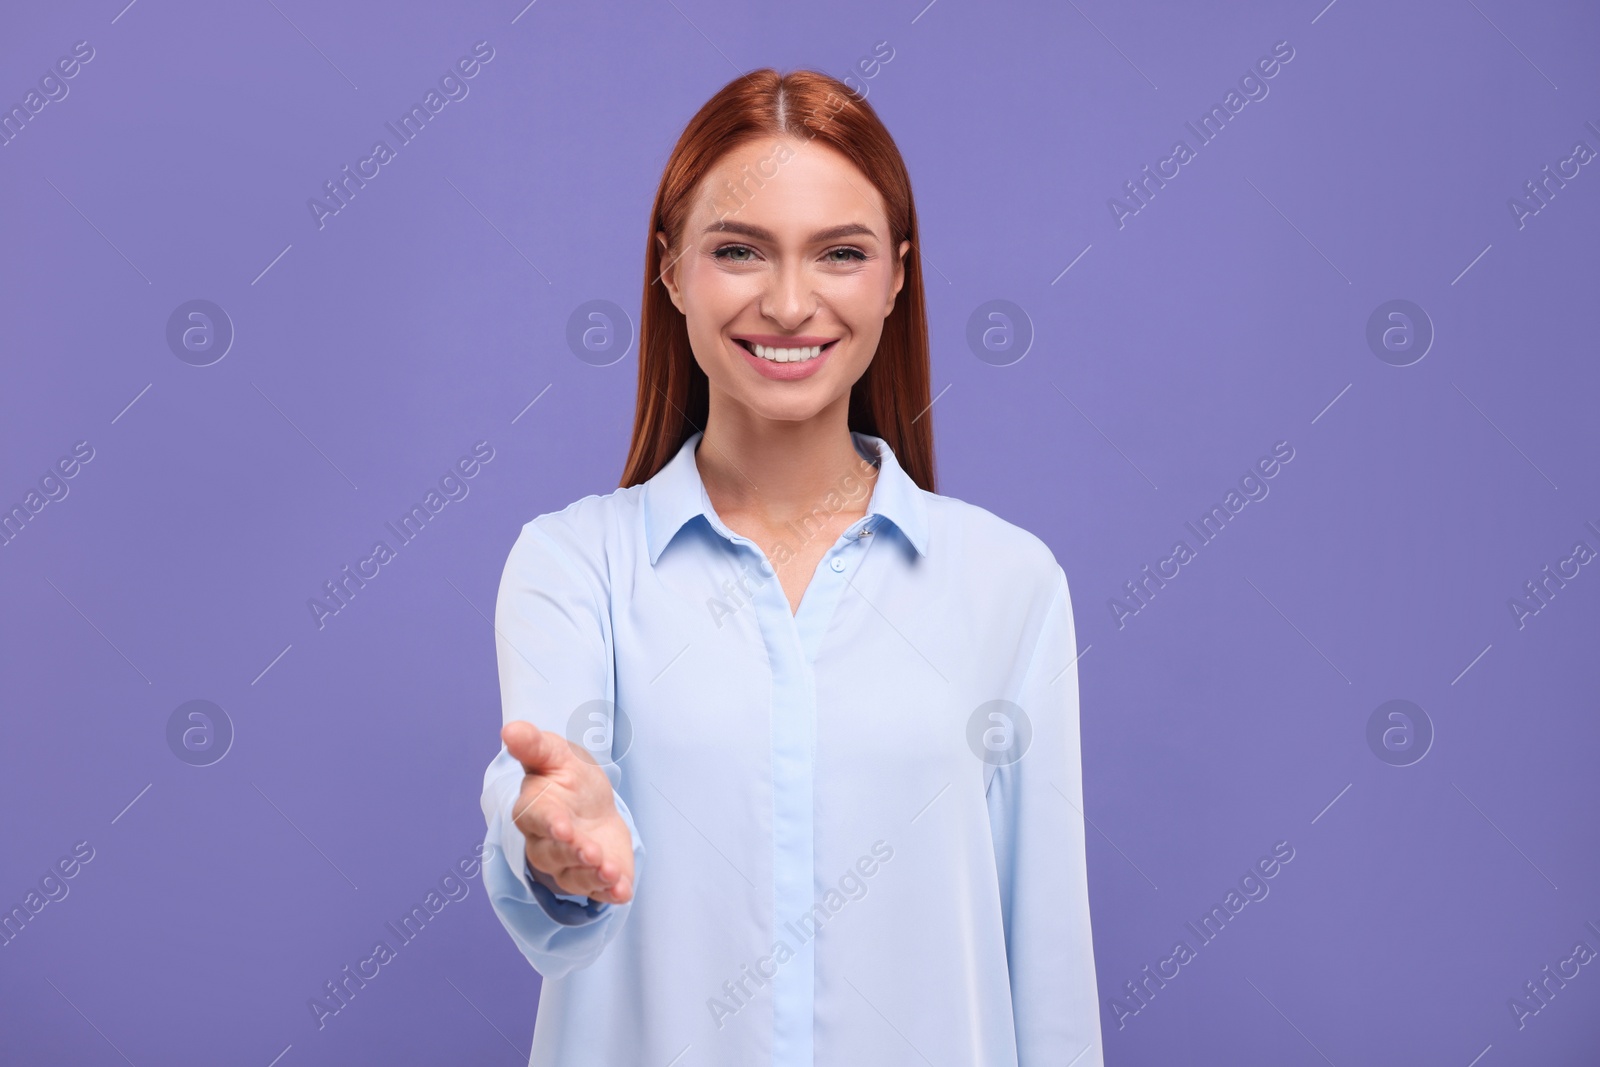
left=480, top=429, right=1102, bottom=1066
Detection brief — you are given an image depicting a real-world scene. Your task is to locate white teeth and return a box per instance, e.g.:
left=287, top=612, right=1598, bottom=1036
left=749, top=343, right=825, bottom=363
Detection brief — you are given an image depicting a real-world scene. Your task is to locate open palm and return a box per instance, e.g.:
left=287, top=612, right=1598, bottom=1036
left=503, top=720, right=634, bottom=905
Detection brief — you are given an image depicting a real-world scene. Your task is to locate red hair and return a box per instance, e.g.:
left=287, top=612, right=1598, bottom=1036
left=618, top=68, right=936, bottom=493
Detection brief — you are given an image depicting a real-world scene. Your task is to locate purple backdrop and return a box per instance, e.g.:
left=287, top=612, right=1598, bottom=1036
left=3, top=1, right=1597, bottom=1064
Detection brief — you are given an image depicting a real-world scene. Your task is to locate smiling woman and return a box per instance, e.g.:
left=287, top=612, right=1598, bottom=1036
left=479, top=68, right=1103, bottom=1067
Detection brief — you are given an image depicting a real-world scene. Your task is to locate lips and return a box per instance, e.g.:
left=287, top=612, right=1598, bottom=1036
left=734, top=337, right=836, bottom=381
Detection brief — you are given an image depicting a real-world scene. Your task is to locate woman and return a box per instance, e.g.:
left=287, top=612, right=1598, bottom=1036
left=480, top=68, right=1102, bottom=1066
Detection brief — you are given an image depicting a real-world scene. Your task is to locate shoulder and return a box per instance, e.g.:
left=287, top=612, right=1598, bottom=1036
left=503, top=486, right=645, bottom=592
left=522, top=486, right=641, bottom=548
left=923, top=492, right=1080, bottom=671
left=924, top=490, right=1065, bottom=592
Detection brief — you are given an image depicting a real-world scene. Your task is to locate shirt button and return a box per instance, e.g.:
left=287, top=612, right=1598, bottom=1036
left=830, top=557, right=846, bottom=572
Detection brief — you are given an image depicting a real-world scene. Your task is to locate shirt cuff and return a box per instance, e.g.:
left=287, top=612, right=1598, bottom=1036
left=499, top=783, right=644, bottom=925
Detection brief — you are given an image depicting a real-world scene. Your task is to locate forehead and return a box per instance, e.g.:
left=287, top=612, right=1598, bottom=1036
left=688, top=137, right=888, bottom=237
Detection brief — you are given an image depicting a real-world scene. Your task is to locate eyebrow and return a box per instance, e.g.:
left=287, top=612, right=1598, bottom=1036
left=702, top=220, right=880, bottom=243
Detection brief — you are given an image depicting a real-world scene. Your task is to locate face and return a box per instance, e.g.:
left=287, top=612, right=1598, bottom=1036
left=656, top=136, right=912, bottom=427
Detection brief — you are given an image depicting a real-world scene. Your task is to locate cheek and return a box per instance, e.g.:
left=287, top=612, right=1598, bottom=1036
left=827, top=264, right=892, bottom=309
left=682, top=262, right=756, bottom=321
left=831, top=279, right=892, bottom=335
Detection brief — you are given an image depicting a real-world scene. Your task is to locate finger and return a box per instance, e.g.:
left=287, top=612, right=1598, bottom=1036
left=557, top=827, right=625, bottom=875
left=526, top=829, right=602, bottom=877
left=525, top=832, right=589, bottom=870
left=519, top=810, right=597, bottom=879
left=572, top=847, right=632, bottom=904
left=550, top=857, right=624, bottom=902
left=549, top=863, right=612, bottom=898
left=503, top=720, right=568, bottom=777
left=595, top=873, right=633, bottom=905
left=549, top=856, right=630, bottom=905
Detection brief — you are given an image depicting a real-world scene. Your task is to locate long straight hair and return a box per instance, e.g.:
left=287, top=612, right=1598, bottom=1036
left=618, top=68, right=936, bottom=493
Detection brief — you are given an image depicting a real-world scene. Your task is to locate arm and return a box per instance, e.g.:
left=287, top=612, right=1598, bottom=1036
left=479, top=519, right=646, bottom=979
left=985, top=566, right=1104, bottom=1065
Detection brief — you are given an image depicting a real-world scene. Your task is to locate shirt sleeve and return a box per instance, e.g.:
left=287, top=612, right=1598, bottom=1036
left=479, top=518, right=646, bottom=980
left=985, top=566, right=1104, bottom=1066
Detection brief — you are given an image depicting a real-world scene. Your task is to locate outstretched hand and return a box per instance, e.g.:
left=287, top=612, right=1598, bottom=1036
left=504, top=720, right=635, bottom=906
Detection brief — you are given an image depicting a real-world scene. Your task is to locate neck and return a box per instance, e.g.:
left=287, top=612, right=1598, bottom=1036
left=695, top=397, right=877, bottom=528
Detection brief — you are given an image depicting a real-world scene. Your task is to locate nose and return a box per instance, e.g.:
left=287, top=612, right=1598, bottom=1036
left=760, top=260, right=816, bottom=329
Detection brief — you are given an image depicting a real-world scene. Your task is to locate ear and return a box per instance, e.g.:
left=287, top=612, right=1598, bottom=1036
left=886, top=238, right=911, bottom=315
left=656, top=230, right=685, bottom=314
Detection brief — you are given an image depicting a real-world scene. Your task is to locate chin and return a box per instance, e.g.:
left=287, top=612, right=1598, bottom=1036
left=738, top=391, right=835, bottom=424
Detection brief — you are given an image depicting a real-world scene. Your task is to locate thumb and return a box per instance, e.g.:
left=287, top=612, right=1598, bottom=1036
left=502, top=720, right=568, bottom=777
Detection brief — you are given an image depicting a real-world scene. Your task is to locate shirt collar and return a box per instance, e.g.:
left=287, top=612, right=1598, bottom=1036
left=643, top=430, right=930, bottom=565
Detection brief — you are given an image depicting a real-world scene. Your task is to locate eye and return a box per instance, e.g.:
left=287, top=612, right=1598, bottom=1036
left=711, top=244, right=758, bottom=263
left=824, top=246, right=868, bottom=264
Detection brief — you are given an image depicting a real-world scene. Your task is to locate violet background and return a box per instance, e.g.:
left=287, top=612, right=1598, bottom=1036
left=2, top=1, right=1597, bottom=1064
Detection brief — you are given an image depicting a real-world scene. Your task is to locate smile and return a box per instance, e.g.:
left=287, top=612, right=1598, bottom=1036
left=734, top=339, right=837, bottom=364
